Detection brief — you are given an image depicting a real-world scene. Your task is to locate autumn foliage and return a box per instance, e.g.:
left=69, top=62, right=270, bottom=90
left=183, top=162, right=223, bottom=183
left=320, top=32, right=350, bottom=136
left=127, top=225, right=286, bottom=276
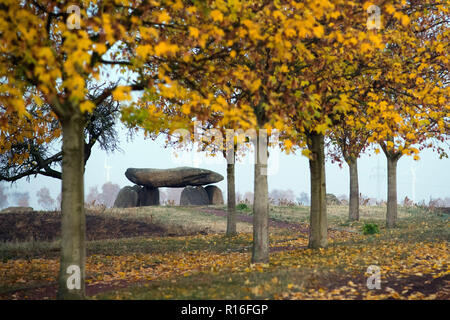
left=0, top=0, right=448, bottom=299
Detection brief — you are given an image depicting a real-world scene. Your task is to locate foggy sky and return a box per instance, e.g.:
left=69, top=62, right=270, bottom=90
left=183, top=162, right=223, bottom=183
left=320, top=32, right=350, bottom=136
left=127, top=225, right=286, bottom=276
left=3, top=123, right=449, bottom=210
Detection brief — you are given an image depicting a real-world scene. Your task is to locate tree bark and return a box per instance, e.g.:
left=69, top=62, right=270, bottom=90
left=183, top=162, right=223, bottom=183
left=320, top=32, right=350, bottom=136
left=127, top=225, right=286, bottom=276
left=252, top=130, right=269, bottom=263
left=348, top=159, right=359, bottom=221
left=386, top=156, right=398, bottom=228
left=57, top=113, right=86, bottom=299
left=308, top=132, right=328, bottom=249
left=226, top=162, right=237, bottom=236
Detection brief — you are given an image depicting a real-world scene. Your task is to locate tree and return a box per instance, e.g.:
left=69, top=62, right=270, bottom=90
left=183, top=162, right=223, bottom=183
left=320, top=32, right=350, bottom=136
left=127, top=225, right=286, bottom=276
left=328, top=115, right=371, bottom=221
left=196, top=123, right=255, bottom=236
left=121, top=0, right=323, bottom=261
left=280, top=0, right=448, bottom=245
left=270, top=2, right=379, bottom=248
left=363, top=2, right=449, bottom=228
left=98, top=182, right=120, bottom=208
left=36, top=187, right=56, bottom=210
left=164, top=120, right=247, bottom=237
left=0, top=1, right=153, bottom=299
left=132, top=0, right=446, bottom=248
left=297, top=192, right=310, bottom=206
left=269, top=189, right=296, bottom=205
left=85, top=182, right=120, bottom=208
left=0, top=82, right=121, bottom=182
left=320, top=1, right=449, bottom=229
left=12, top=192, right=30, bottom=207
left=120, top=0, right=385, bottom=256
left=86, top=186, right=100, bottom=205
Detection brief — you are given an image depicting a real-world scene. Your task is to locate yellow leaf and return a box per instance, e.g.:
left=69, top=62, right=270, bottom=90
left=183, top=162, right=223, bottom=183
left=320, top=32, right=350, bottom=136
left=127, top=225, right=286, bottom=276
left=32, top=95, right=44, bottom=107
left=315, top=123, right=328, bottom=134
left=211, top=10, right=223, bottom=22
left=284, top=139, right=293, bottom=150
left=189, top=27, right=199, bottom=38
left=401, top=15, right=410, bottom=27
left=154, top=42, right=179, bottom=56
left=80, top=101, right=95, bottom=113
left=250, top=79, right=261, bottom=92
left=386, top=4, right=396, bottom=15
left=361, top=42, right=372, bottom=53
left=280, top=64, right=289, bottom=73
left=136, top=45, right=153, bottom=59
left=302, top=149, right=311, bottom=158
left=112, top=86, right=131, bottom=101
left=158, top=11, right=171, bottom=23
left=181, top=104, right=190, bottom=114
left=313, top=25, right=324, bottom=38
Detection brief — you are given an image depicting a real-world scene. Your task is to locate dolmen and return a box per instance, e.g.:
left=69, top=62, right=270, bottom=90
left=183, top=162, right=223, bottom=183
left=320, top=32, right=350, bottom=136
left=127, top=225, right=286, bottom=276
left=113, top=167, right=224, bottom=207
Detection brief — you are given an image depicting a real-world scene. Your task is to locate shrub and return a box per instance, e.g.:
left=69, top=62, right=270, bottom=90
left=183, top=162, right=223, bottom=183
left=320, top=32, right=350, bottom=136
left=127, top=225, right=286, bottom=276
left=362, top=223, right=380, bottom=235
left=236, top=203, right=249, bottom=210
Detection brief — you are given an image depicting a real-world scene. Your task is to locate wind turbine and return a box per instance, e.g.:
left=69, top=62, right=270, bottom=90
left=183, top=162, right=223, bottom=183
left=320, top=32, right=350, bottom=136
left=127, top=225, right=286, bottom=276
left=104, top=158, right=112, bottom=182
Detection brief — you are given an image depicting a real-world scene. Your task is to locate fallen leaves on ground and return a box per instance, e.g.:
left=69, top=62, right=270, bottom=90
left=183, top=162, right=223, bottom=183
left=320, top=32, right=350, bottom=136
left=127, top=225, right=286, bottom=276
left=0, top=231, right=448, bottom=300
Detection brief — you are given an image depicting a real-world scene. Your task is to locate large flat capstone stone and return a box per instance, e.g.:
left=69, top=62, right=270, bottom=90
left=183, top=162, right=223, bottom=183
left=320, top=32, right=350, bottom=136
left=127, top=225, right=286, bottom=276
left=125, top=167, right=224, bottom=188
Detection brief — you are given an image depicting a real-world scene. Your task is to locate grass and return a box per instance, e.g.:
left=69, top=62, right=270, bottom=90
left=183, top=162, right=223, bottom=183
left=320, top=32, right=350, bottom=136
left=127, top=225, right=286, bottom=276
left=1, top=205, right=447, bottom=260
left=0, top=234, right=255, bottom=261
left=96, top=266, right=327, bottom=300
left=102, top=205, right=253, bottom=234
left=93, top=205, right=448, bottom=300
left=0, top=204, right=448, bottom=300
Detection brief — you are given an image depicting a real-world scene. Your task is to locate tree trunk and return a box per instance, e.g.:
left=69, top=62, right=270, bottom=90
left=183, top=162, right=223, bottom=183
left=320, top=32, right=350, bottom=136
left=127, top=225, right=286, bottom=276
left=57, top=113, right=86, bottom=299
left=308, top=132, right=327, bottom=249
left=226, top=162, right=237, bottom=236
left=348, top=159, right=359, bottom=221
left=252, top=130, right=269, bottom=263
left=386, top=156, right=398, bottom=228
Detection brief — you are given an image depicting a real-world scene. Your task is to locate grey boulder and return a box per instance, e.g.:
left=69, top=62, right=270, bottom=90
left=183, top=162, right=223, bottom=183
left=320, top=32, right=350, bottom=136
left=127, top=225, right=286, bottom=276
left=204, top=185, right=224, bottom=205
left=139, top=186, right=160, bottom=206
left=180, top=186, right=209, bottom=206
left=113, top=186, right=140, bottom=208
left=125, top=167, right=223, bottom=188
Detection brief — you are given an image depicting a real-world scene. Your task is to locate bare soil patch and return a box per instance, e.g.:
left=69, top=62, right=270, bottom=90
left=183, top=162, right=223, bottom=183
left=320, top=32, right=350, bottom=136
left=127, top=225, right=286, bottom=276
left=0, top=211, right=191, bottom=242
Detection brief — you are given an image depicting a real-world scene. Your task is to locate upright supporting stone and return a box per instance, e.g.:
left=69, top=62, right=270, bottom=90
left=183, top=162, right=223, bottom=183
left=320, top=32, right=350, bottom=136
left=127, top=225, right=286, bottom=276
left=204, top=185, right=224, bottom=205
left=131, top=185, right=143, bottom=206
left=139, top=186, right=160, bottom=206
left=180, top=186, right=209, bottom=206
left=113, top=186, right=140, bottom=208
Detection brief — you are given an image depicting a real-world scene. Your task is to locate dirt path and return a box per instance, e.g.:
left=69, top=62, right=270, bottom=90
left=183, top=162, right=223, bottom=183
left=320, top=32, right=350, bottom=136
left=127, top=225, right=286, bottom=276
left=200, top=208, right=310, bottom=233
left=200, top=207, right=360, bottom=236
